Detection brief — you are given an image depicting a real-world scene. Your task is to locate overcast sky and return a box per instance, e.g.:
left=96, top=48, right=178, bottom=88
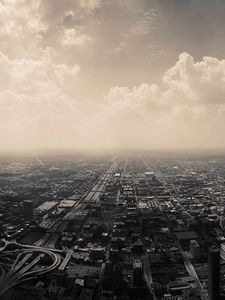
left=1, top=0, right=225, bottom=152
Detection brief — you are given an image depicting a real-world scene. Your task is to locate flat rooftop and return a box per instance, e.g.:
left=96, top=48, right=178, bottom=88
left=59, top=199, right=76, bottom=208
left=36, top=201, right=58, bottom=213
left=175, top=231, right=198, bottom=241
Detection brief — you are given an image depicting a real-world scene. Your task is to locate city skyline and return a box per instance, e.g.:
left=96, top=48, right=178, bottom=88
left=1, top=0, right=225, bottom=152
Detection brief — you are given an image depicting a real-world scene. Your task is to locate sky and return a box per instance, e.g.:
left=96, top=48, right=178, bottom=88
left=1, top=0, right=225, bottom=152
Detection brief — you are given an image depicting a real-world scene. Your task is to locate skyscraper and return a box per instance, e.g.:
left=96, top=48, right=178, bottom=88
left=23, top=200, right=33, bottom=221
left=208, top=246, right=220, bottom=300
left=133, top=259, right=143, bottom=287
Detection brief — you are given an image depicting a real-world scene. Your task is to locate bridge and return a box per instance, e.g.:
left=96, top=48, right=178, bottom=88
left=0, top=240, right=61, bottom=297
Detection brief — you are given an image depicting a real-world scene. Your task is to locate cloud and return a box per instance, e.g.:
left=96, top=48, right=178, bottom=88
left=0, top=0, right=100, bottom=59
left=2, top=0, right=225, bottom=152
left=97, top=52, right=225, bottom=150
left=130, top=10, right=160, bottom=36
left=0, top=0, right=46, bottom=57
left=0, top=50, right=82, bottom=150
left=62, top=28, right=92, bottom=46
left=79, top=0, right=102, bottom=10
left=1, top=51, right=225, bottom=151
left=0, top=50, right=80, bottom=91
left=163, top=52, right=225, bottom=106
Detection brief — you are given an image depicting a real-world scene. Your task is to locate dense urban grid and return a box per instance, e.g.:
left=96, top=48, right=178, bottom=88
left=0, top=153, right=225, bottom=300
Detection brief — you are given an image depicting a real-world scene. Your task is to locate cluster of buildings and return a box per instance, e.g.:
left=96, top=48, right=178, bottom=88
left=1, top=155, right=225, bottom=299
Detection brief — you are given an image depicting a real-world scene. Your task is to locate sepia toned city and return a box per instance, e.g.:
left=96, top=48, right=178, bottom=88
left=0, top=1, right=225, bottom=300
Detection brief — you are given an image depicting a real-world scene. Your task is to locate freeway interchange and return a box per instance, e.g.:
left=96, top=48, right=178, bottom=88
left=0, top=242, right=61, bottom=297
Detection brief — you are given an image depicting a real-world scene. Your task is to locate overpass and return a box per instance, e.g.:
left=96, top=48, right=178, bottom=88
left=0, top=241, right=61, bottom=297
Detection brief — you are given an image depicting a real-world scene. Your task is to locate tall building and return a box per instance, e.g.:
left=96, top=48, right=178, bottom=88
left=133, top=259, right=143, bottom=287
left=190, top=240, right=200, bottom=259
left=208, top=245, right=220, bottom=300
left=23, top=200, right=33, bottom=221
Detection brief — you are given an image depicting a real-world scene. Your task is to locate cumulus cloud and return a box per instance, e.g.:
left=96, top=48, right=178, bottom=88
left=96, top=52, right=225, bottom=150
left=0, top=49, right=82, bottom=150
left=1, top=0, right=225, bottom=152
left=0, top=50, right=80, bottom=91
left=163, top=52, right=225, bottom=106
left=0, top=0, right=100, bottom=59
left=1, top=51, right=225, bottom=151
left=0, top=0, right=46, bottom=57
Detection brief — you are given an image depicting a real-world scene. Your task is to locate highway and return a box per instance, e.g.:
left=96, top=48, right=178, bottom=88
left=221, top=245, right=225, bottom=259
left=0, top=265, right=5, bottom=281
left=84, top=161, right=119, bottom=203
left=0, top=246, right=61, bottom=297
left=58, top=252, right=72, bottom=271
left=0, top=240, right=7, bottom=253
left=132, top=171, right=156, bottom=300
left=105, top=159, right=127, bottom=260
left=182, top=251, right=208, bottom=300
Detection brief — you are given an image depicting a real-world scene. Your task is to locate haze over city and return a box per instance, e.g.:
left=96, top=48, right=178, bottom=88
left=1, top=0, right=225, bottom=152
left=3, top=2, right=225, bottom=300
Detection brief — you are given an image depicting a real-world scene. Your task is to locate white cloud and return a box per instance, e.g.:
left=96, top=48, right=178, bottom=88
left=62, top=28, right=92, bottom=46
left=79, top=0, right=102, bottom=10
left=0, top=50, right=82, bottom=150
left=1, top=51, right=225, bottom=151
left=130, top=10, right=159, bottom=36
left=2, top=0, right=225, bottom=152
left=163, top=52, right=225, bottom=106
left=0, top=0, right=46, bottom=56
left=0, top=0, right=98, bottom=58
left=0, top=50, right=80, bottom=91
left=98, top=53, right=225, bottom=150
